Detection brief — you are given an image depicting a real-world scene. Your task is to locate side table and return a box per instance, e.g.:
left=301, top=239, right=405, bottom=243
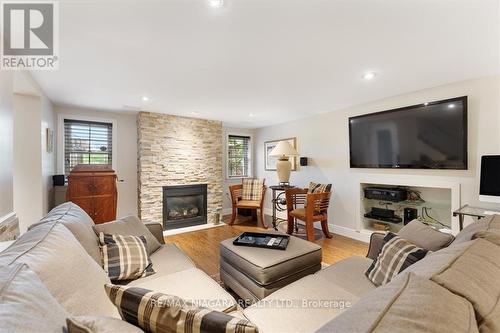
left=453, top=204, right=500, bottom=230
left=269, top=185, right=296, bottom=230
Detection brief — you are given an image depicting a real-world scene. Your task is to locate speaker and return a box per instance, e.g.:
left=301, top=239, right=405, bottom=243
left=300, top=157, right=308, bottom=166
left=52, top=175, right=65, bottom=186
left=404, top=207, right=418, bottom=225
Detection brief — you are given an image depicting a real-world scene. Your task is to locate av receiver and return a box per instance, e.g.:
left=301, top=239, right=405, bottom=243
left=364, top=187, right=407, bottom=202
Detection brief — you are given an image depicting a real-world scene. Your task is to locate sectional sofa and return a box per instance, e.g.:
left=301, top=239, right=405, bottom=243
left=1, top=202, right=498, bottom=332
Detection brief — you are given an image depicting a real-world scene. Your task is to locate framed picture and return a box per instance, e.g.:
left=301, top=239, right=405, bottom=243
left=264, top=137, right=297, bottom=171
left=46, top=128, right=54, bottom=153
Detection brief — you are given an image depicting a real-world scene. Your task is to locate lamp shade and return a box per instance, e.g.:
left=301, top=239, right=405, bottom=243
left=269, top=140, right=299, bottom=157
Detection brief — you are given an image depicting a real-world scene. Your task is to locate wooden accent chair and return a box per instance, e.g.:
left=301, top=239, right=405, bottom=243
left=285, top=188, right=332, bottom=242
left=229, top=180, right=267, bottom=228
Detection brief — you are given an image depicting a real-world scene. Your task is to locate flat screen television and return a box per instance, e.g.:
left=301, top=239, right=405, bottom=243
left=349, top=96, right=467, bottom=169
left=479, top=155, right=500, bottom=203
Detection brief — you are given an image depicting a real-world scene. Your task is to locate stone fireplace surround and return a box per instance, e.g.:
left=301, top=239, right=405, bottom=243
left=137, top=112, right=223, bottom=225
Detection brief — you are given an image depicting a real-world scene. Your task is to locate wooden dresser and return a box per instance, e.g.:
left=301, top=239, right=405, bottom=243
left=66, top=164, right=117, bottom=224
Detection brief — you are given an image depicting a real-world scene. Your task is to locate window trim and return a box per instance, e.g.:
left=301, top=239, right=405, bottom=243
left=226, top=132, right=253, bottom=180
left=57, top=113, right=117, bottom=174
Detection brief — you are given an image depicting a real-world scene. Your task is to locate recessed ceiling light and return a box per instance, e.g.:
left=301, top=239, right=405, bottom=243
left=248, top=113, right=255, bottom=117
left=424, top=102, right=429, bottom=106
left=208, top=0, right=224, bottom=8
left=190, top=111, right=200, bottom=116
left=141, top=96, right=150, bottom=102
left=362, top=71, right=377, bottom=80
left=448, top=103, right=456, bottom=109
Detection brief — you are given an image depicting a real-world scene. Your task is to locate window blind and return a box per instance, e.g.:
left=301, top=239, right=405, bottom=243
left=227, top=135, right=251, bottom=178
left=64, top=119, right=113, bottom=174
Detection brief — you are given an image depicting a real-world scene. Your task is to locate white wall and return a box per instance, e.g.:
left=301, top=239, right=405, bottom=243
left=41, top=94, right=56, bottom=213
left=55, top=106, right=138, bottom=217
left=222, top=127, right=255, bottom=212
left=11, top=72, right=56, bottom=233
left=255, top=75, right=500, bottom=240
left=0, top=72, right=14, bottom=223
left=13, top=94, right=44, bottom=232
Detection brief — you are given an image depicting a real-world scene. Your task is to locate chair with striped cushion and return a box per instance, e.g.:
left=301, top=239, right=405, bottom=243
left=229, top=178, right=267, bottom=228
left=285, top=182, right=333, bottom=242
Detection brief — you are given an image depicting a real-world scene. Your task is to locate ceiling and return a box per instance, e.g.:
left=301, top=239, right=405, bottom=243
left=31, top=0, right=499, bottom=128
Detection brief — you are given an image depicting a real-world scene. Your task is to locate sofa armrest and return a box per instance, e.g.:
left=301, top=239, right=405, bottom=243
left=366, top=232, right=386, bottom=260
left=144, top=222, right=165, bottom=245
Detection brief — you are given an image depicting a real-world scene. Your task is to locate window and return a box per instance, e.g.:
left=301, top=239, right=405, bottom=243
left=227, top=135, right=251, bottom=178
left=64, top=119, right=113, bottom=174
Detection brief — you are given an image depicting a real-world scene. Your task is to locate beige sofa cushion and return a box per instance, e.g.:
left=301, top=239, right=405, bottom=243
left=30, top=202, right=101, bottom=265
left=0, top=222, right=119, bottom=317
left=316, top=272, right=478, bottom=333
left=93, top=215, right=161, bottom=255
left=398, top=220, right=454, bottom=251
left=122, top=243, right=195, bottom=285
left=431, top=238, right=500, bottom=333
left=402, top=239, right=475, bottom=279
left=0, top=264, right=69, bottom=333
left=244, top=274, right=359, bottom=333
left=67, top=316, right=144, bottom=333
left=315, top=256, right=376, bottom=297
left=454, top=215, right=500, bottom=244
left=473, top=230, right=500, bottom=246
left=127, top=267, right=237, bottom=313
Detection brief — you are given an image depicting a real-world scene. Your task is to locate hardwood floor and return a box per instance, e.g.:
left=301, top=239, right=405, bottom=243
left=165, top=215, right=368, bottom=277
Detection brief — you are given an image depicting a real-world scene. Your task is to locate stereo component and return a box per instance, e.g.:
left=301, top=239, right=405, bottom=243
left=364, top=207, right=402, bottom=224
left=404, top=207, right=418, bottom=225
left=364, top=187, right=408, bottom=202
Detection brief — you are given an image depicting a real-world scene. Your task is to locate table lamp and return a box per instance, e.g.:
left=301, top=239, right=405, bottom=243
left=269, top=140, right=299, bottom=185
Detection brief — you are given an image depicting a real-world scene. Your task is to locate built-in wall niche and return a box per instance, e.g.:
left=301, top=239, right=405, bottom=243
left=358, top=179, right=460, bottom=235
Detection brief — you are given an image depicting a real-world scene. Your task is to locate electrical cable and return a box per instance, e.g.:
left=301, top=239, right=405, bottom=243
left=422, top=207, right=447, bottom=227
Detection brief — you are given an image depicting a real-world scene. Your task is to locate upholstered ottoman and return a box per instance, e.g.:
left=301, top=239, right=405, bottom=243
left=220, top=233, right=322, bottom=303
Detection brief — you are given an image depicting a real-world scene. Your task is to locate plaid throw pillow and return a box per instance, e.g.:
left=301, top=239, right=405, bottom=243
left=365, top=232, right=428, bottom=286
left=305, top=182, right=332, bottom=213
left=105, top=284, right=259, bottom=333
left=307, top=182, right=332, bottom=194
left=242, top=178, right=264, bottom=201
left=99, top=233, right=155, bottom=281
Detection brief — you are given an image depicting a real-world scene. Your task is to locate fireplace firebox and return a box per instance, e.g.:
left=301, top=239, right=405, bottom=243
left=162, top=184, right=207, bottom=230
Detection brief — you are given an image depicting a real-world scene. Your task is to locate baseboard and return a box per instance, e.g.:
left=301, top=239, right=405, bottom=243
left=0, top=212, right=20, bottom=241
left=329, top=224, right=371, bottom=243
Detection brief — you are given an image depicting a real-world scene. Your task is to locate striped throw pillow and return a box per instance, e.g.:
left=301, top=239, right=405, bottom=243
left=242, top=178, right=264, bottom=201
left=365, top=232, right=428, bottom=286
left=105, top=284, right=259, bottom=333
left=99, top=233, right=155, bottom=281
left=307, top=182, right=332, bottom=194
